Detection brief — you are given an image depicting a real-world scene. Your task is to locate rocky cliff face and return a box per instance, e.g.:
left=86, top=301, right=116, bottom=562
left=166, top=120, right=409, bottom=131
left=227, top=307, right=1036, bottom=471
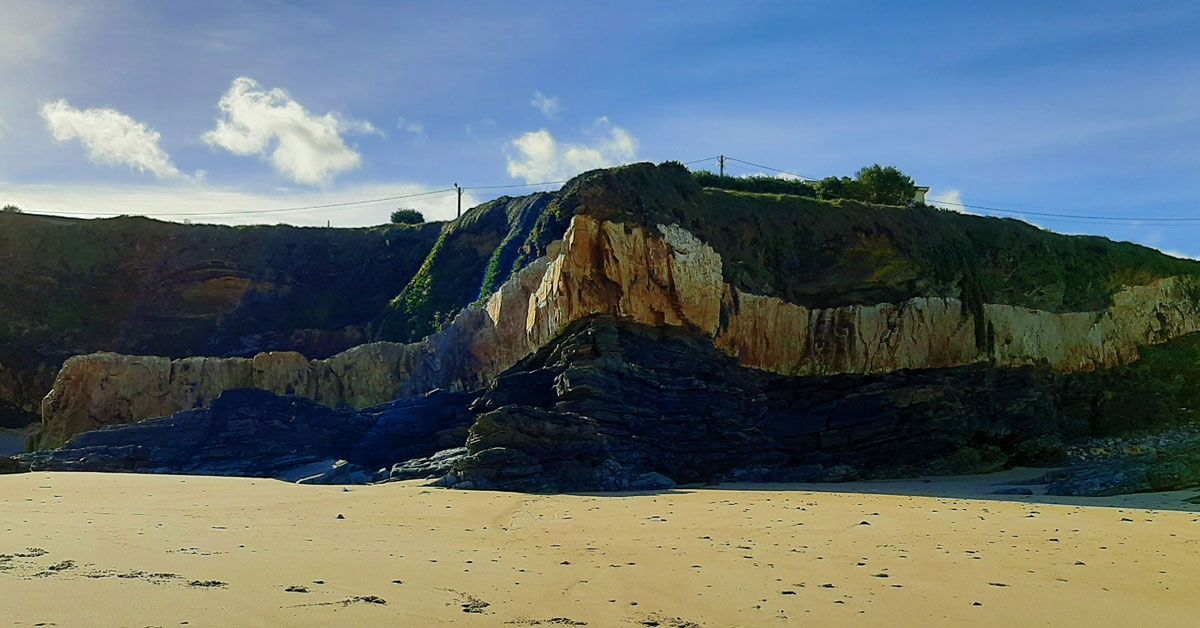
left=38, top=344, right=433, bottom=444
left=24, top=317, right=1200, bottom=494
left=0, top=212, right=444, bottom=424
left=24, top=388, right=474, bottom=482
left=41, top=211, right=1200, bottom=443
left=528, top=215, right=1200, bottom=377
left=22, top=163, right=1200, bottom=495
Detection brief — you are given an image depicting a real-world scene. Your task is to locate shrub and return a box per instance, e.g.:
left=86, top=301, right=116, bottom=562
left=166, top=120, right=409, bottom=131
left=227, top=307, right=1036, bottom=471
left=690, top=163, right=917, bottom=205
left=854, top=164, right=916, bottom=205
left=1, top=204, right=21, bottom=213
left=390, top=208, right=424, bottom=224
left=814, top=176, right=862, bottom=201
left=692, top=171, right=817, bottom=197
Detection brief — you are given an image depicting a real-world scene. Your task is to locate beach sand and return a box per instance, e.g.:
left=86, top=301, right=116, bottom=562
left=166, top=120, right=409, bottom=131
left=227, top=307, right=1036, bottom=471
left=1, top=470, right=1198, bottom=627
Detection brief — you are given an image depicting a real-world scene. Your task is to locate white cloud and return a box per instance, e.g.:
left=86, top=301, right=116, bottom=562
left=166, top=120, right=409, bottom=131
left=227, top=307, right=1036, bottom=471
left=203, top=77, right=374, bottom=186
left=739, top=170, right=802, bottom=181
left=0, top=114, right=7, bottom=138
left=928, top=188, right=969, bottom=213
left=397, top=116, right=425, bottom=138
left=531, top=91, right=560, bottom=119
left=1163, top=250, right=1200, bottom=261
left=506, top=123, right=639, bottom=183
left=39, top=99, right=184, bottom=179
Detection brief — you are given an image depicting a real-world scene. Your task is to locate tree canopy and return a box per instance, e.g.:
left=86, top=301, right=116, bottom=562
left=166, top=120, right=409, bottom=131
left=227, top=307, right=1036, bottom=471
left=390, top=208, right=425, bottom=225
left=692, top=163, right=917, bottom=206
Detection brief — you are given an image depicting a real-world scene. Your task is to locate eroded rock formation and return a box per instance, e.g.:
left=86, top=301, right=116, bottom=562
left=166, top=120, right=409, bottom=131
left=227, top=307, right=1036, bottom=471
left=40, top=213, right=1200, bottom=442
left=31, top=317, right=1197, bottom=492
left=40, top=345, right=428, bottom=444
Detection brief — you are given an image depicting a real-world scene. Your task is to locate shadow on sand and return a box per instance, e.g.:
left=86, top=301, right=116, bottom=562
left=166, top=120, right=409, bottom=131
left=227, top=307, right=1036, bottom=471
left=570, top=467, right=1200, bottom=513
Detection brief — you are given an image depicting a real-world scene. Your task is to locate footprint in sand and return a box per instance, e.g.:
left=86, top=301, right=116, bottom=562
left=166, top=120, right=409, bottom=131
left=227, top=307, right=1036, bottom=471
left=287, top=595, right=387, bottom=608
left=188, top=580, right=228, bottom=588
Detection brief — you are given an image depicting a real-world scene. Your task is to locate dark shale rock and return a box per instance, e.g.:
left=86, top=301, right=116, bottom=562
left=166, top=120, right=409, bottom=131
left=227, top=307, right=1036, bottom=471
left=0, top=456, right=28, bottom=474
left=990, top=487, right=1034, bottom=496
left=19, top=317, right=1200, bottom=497
left=19, top=388, right=474, bottom=483
left=385, top=447, right=468, bottom=482
left=443, top=317, right=1097, bottom=492
left=1044, top=432, right=1200, bottom=496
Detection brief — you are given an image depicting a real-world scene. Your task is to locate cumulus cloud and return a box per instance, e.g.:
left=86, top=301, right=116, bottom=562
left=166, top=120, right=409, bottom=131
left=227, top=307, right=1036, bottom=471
left=506, top=123, right=638, bottom=183
left=531, top=91, right=560, bottom=119
left=928, top=188, right=969, bottom=213
left=203, top=77, right=375, bottom=186
left=39, top=99, right=183, bottom=179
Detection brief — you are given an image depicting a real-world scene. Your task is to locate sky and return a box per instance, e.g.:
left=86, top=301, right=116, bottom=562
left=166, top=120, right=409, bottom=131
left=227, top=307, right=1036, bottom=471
left=0, top=1, right=1197, bottom=256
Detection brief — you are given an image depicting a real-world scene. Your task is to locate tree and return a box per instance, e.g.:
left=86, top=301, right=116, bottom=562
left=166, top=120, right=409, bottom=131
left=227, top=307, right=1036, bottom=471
left=815, top=176, right=862, bottom=202
left=854, top=164, right=916, bottom=205
left=1, top=204, right=21, bottom=213
left=390, top=208, right=424, bottom=225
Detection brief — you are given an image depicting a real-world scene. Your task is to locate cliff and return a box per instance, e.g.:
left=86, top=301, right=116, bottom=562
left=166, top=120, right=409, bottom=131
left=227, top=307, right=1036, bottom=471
left=0, top=212, right=444, bottom=426
left=40, top=174, right=1200, bottom=442
left=22, top=163, right=1200, bottom=494
left=24, top=318, right=1200, bottom=494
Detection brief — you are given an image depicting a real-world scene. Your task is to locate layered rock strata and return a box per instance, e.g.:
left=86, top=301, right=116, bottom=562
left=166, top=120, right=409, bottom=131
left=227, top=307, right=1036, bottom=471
left=23, top=388, right=473, bottom=481
left=26, top=317, right=1180, bottom=492
left=41, top=215, right=1200, bottom=442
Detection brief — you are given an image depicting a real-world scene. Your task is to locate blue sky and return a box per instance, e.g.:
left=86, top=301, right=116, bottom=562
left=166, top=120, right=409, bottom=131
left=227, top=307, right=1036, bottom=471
left=0, top=1, right=1197, bottom=256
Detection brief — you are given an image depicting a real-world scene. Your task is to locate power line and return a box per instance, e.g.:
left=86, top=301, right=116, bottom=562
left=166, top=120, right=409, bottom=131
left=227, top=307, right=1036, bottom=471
left=930, top=199, right=1200, bottom=224
left=724, top=156, right=821, bottom=182
left=712, top=155, right=1199, bottom=226
left=10, top=155, right=1193, bottom=227
left=464, top=180, right=568, bottom=191
left=15, top=188, right=458, bottom=218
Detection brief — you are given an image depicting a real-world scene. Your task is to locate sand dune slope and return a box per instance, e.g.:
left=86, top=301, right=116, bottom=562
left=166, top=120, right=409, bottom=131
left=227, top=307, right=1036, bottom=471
left=1, top=472, right=1198, bottom=626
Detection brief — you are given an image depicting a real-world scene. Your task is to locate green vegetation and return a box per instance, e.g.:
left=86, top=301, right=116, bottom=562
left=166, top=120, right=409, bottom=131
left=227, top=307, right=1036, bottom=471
left=1, top=204, right=20, bottom=213
left=0, top=210, right=441, bottom=374
left=692, top=171, right=817, bottom=197
left=691, top=163, right=917, bottom=206
left=390, top=208, right=425, bottom=224
left=374, top=194, right=552, bottom=342
left=379, top=226, right=450, bottom=340
left=816, top=164, right=917, bottom=205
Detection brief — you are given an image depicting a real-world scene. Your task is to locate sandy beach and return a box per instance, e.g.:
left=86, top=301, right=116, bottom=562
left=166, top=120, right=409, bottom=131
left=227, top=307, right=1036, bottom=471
left=1, top=471, right=1198, bottom=627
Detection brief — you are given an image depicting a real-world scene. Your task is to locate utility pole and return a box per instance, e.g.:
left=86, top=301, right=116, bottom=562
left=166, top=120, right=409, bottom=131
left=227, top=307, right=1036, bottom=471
left=455, top=183, right=463, bottom=219
left=718, top=155, right=726, bottom=178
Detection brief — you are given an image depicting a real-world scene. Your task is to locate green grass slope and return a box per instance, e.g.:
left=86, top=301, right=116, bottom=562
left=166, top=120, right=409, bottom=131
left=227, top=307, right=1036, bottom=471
left=373, top=193, right=553, bottom=342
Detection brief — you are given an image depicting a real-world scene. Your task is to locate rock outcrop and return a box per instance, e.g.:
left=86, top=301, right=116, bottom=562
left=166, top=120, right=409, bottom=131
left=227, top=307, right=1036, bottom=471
left=39, top=344, right=433, bottom=445
left=40, top=213, right=1200, bottom=442
left=32, top=317, right=1191, bottom=492
left=23, top=163, right=1200, bottom=497
left=443, top=318, right=1086, bottom=491
left=24, top=388, right=474, bottom=480
left=528, top=215, right=1200, bottom=377
left=0, top=211, right=445, bottom=425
